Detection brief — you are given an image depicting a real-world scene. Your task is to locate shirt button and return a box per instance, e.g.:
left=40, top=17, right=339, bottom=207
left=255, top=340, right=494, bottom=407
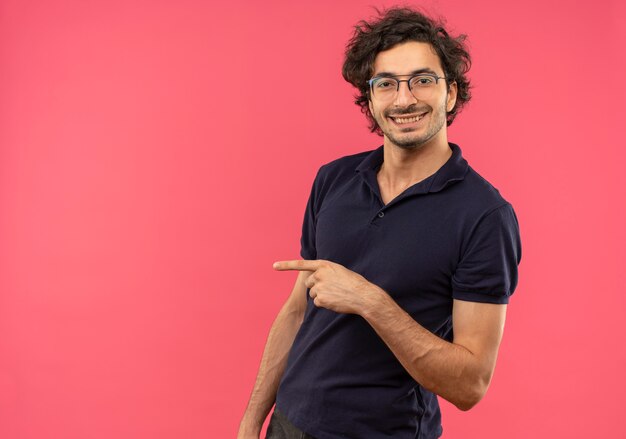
left=378, top=212, right=385, bottom=218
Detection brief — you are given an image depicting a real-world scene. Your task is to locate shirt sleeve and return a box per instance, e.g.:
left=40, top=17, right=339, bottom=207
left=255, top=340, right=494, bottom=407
left=299, top=167, right=325, bottom=261
left=452, top=203, right=522, bottom=304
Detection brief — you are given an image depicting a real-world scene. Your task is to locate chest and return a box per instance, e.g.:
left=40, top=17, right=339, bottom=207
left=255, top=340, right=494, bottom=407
left=315, top=180, right=465, bottom=295
left=377, top=171, right=433, bottom=206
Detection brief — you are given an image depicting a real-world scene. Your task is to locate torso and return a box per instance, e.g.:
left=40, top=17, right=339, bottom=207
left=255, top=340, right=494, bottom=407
left=377, top=173, right=427, bottom=205
left=376, top=144, right=454, bottom=205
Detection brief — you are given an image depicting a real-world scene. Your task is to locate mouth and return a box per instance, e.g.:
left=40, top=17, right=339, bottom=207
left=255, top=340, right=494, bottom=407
left=388, top=112, right=428, bottom=126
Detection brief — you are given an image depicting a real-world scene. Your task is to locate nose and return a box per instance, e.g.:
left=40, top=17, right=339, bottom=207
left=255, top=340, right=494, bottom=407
left=393, top=80, right=417, bottom=106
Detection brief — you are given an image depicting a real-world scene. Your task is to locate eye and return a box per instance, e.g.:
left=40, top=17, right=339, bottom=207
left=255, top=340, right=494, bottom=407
left=411, top=75, right=435, bottom=87
left=374, top=79, right=397, bottom=89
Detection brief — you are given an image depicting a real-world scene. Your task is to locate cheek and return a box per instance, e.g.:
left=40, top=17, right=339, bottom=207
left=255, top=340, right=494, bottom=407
left=370, top=101, right=385, bottom=120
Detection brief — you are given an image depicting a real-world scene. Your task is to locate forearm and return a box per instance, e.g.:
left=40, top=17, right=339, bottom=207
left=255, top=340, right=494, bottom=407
left=239, top=305, right=304, bottom=436
left=270, top=259, right=504, bottom=411
left=362, top=291, right=490, bottom=411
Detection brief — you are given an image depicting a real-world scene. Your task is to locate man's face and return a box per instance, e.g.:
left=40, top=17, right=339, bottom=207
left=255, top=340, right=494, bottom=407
left=368, top=41, right=457, bottom=150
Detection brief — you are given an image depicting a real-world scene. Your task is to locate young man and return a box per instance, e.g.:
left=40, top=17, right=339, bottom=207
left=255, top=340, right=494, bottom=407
left=239, top=7, right=522, bottom=439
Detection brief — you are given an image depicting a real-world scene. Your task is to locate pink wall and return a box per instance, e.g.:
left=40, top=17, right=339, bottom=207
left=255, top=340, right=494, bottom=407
left=1, top=0, right=625, bottom=437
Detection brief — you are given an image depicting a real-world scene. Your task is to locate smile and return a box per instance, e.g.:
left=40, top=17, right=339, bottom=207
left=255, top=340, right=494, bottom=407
left=389, top=112, right=427, bottom=124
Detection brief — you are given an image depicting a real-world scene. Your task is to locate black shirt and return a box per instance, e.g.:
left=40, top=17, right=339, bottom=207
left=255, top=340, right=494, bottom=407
left=275, top=143, right=522, bottom=438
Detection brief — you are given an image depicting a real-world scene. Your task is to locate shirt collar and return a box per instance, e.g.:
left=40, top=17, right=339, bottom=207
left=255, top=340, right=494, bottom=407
left=355, top=142, right=469, bottom=194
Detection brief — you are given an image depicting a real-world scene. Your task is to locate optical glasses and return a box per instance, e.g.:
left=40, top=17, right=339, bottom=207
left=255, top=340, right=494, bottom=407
left=367, top=74, right=447, bottom=100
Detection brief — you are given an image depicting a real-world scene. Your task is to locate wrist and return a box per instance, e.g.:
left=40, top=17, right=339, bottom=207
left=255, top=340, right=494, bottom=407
left=360, top=284, right=391, bottom=319
left=238, top=415, right=263, bottom=436
left=238, top=423, right=261, bottom=438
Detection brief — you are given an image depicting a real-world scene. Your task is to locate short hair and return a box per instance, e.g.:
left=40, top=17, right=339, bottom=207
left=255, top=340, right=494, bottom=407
left=342, top=7, right=472, bottom=135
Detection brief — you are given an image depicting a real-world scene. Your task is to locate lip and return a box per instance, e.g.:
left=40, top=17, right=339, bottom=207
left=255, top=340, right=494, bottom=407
left=388, top=111, right=428, bottom=127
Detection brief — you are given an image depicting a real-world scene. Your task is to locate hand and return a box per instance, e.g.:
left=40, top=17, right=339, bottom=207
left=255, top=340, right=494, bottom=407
left=273, top=259, right=382, bottom=315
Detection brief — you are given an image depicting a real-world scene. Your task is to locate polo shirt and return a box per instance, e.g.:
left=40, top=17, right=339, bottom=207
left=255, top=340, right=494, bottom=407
left=275, top=143, right=522, bottom=439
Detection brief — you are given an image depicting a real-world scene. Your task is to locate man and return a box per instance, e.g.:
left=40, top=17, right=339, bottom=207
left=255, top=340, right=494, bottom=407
left=238, top=7, right=522, bottom=439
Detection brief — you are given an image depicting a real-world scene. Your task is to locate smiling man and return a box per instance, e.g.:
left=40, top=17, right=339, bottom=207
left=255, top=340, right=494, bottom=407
left=238, top=7, right=522, bottom=439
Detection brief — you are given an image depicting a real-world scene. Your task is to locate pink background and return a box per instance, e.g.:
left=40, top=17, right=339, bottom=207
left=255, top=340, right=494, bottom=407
left=1, top=0, right=625, bottom=437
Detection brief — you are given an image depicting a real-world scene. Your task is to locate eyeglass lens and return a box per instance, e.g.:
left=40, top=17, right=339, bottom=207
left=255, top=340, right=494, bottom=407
left=370, top=75, right=440, bottom=100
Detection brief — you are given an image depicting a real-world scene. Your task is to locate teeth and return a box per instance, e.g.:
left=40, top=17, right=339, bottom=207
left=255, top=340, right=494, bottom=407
left=393, top=114, right=423, bottom=124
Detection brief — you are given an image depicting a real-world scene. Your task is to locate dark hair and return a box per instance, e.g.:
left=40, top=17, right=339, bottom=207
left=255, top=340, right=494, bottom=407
left=342, top=6, right=472, bottom=135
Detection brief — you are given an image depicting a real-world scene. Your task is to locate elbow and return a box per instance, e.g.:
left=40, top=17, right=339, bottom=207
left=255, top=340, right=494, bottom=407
left=454, top=390, right=484, bottom=412
left=454, top=394, right=482, bottom=412
left=453, top=376, right=491, bottom=412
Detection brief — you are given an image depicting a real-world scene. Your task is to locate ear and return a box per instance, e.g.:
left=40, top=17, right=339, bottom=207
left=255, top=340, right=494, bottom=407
left=446, top=81, right=458, bottom=113
left=368, top=98, right=374, bottom=115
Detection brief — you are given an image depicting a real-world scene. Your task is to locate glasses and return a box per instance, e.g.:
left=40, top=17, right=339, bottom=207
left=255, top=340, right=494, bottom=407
left=367, top=74, right=447, bottom=101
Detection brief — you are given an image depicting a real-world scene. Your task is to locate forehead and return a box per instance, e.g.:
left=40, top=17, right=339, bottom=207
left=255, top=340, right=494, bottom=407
left=372, top=41, right=443, bottom=76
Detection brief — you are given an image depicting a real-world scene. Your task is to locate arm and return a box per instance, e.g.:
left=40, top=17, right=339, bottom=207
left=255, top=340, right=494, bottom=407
left=362, top=294, right=506, bottom=411
left=273, top=259, right=507, bottom=411
left=237, top=271, right=309, bottom=438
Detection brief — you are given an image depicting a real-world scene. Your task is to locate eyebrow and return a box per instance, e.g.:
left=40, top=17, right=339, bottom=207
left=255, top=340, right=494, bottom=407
left=373, top=68, right=439, bottom=77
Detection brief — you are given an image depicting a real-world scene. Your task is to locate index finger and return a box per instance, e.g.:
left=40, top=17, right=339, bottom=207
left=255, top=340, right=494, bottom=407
left=273, top=259, right=322, bottom=271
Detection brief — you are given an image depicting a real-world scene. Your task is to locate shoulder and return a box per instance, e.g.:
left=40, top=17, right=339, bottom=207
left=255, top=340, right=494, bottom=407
left=317, top=149, right=374, bottom=178
left=310, top=148, right=375, bottom=192
left=451, top=165, right=516, bottom=217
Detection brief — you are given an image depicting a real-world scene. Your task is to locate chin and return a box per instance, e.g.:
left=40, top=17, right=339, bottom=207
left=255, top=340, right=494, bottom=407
left=393, top=141, right=423, bottom=150
left=386, top=132, right=432, bottom=150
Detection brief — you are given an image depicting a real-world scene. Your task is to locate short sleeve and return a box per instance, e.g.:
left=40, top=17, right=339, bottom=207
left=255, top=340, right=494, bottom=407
left=300, top=167, right=325, bottom=260
left=452, top=203, right=522, bottom=304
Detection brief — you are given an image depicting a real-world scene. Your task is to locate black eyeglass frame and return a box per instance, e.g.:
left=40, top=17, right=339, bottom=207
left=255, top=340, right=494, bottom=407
left=367, top=74, right=448, bottom=97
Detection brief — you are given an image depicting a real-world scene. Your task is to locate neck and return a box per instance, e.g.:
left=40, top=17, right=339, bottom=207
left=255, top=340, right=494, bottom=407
left=379, top=136, right=452, bottom=187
